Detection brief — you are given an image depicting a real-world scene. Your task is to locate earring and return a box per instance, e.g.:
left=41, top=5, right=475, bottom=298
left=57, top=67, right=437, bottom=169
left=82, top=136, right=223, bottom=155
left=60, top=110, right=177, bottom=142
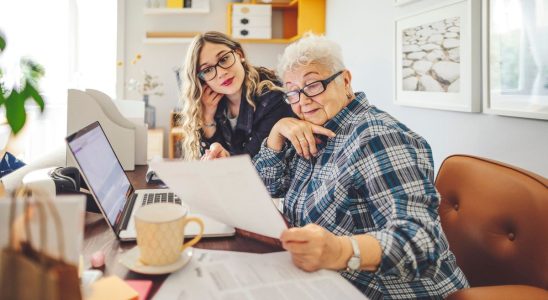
left=241, top=58, right=245, bottom=62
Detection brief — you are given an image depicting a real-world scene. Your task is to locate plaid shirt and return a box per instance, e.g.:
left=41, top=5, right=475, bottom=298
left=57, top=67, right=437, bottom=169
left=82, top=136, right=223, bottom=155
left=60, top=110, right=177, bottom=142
left=253, top=92, right=468, bottom=299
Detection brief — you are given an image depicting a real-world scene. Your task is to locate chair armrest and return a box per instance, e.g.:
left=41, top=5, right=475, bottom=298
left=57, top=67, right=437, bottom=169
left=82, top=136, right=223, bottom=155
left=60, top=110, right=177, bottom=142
left=446, top=285, right=548, bottom=300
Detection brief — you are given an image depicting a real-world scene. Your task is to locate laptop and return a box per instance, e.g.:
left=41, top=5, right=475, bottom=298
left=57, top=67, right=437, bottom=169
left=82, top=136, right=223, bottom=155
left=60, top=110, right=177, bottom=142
left=66, top=121, right=235, bottom=241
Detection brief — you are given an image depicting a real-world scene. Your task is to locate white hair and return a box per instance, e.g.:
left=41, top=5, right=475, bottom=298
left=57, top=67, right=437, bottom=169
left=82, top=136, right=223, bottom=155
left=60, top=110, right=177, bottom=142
left=277, top=32, right=346, bottom=77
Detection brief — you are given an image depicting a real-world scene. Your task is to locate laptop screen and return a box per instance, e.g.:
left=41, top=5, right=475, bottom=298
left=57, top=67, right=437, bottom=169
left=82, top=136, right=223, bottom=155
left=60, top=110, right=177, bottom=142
left=67, top=122, right=131, bottom=227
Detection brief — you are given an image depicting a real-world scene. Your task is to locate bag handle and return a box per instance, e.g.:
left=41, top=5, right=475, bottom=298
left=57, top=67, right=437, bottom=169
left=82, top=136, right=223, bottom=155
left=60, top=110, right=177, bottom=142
left=10, top=187, right=66, bottom=259
left=39, top=190, right=66, bottom=259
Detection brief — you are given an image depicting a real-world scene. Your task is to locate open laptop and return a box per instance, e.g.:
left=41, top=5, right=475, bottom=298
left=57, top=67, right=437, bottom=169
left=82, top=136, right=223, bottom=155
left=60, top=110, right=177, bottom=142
left=66, top=121, right=235, bottom=241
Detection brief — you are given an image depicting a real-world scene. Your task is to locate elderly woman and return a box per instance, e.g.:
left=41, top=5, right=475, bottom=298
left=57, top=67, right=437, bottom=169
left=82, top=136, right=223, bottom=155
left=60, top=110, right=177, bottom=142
left=206, top=34, right=468, bottom=299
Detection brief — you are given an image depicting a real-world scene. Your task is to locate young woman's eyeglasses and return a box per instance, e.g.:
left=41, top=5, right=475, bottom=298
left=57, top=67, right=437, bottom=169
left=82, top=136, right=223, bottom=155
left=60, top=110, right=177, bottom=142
left=197, top=50, right=237, bottom=81
left=283, top=71, right=344, bottom=104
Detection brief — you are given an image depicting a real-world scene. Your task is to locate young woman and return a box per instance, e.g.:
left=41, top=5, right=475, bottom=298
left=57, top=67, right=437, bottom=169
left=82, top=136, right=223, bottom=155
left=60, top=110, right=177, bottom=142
left=178, top=31, right=293, bottom=160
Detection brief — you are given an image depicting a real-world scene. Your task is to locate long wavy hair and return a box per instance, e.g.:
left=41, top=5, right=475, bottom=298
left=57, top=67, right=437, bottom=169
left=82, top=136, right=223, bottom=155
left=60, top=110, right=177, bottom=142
left=178, top=31, right=279, bottom=160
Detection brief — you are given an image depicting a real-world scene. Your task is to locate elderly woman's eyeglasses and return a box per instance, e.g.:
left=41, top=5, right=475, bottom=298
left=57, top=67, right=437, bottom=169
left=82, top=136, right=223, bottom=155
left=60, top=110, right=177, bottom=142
left=283, top=71, right=344, bottom=104
left=197, top=50, right=236, bottom=81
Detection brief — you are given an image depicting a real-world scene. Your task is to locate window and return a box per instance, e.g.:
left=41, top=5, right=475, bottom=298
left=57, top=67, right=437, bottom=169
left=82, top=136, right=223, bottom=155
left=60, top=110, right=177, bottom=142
left=0, top=0, right=118, bottom=161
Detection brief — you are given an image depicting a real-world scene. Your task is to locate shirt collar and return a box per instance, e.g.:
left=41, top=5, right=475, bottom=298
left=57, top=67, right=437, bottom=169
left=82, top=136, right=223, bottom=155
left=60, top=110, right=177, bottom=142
left=312, top=92, right=368, bottom=152
left=323, top=91, right=368, bottom=134
left=214, top=87, right=254, bottom=134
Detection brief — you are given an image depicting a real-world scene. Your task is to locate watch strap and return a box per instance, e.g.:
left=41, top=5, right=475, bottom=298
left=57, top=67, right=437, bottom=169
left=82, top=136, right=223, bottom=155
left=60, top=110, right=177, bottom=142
left=346, top=236, right=361, bottom=272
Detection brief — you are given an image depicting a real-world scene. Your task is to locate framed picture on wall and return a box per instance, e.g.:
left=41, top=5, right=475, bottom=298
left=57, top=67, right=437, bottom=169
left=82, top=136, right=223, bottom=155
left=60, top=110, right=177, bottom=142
left=482, top=0, right=548, bottom=120
left=394, top=0, right=481, bottom=112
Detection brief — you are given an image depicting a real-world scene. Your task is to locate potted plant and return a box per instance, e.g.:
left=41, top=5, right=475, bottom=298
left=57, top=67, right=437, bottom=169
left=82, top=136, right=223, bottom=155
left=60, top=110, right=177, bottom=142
left=0, top=31, right=45, bottom=135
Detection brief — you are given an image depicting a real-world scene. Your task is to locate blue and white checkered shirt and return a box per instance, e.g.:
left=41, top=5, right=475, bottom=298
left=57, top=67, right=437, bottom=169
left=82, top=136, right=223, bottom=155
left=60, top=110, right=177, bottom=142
left=253, top=92, right=469, bottom=299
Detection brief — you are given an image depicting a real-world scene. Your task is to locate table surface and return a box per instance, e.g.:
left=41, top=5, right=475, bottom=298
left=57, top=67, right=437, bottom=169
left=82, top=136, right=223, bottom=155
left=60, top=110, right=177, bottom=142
left=83, top=165, right=283, bottom=298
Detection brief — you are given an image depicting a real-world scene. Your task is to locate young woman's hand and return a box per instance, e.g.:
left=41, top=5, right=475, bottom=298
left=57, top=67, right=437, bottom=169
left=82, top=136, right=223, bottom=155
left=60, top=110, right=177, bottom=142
left=266, top=118, right=335, bottom=159
left=201, top=142, right=230, bottom=160
left=201, top=85, right=223, bottom=123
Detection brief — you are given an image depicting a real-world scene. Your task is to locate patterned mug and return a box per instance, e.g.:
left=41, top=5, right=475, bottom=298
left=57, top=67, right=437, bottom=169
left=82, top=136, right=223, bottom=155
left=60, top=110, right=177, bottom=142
left=134, top=203, right=203, bottom=266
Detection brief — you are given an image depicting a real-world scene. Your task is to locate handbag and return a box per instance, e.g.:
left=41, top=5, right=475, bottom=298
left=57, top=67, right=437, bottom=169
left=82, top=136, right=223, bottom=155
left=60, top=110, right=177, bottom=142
left=0, top=188, right=82, bottom=300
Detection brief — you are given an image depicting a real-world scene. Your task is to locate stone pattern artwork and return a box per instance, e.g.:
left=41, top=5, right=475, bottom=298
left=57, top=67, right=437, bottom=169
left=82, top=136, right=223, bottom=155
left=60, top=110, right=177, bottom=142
left=401, top=17, right=461, bottom=93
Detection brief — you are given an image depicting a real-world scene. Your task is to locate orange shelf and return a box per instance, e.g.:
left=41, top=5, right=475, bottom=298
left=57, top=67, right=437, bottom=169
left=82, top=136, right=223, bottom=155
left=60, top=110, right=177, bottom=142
left=227, top=0, right=325, bottom=43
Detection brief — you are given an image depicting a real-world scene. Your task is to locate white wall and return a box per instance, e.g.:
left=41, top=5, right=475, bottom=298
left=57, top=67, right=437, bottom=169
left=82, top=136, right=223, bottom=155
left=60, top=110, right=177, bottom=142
left=326, top=0, right=548, bottom=177
left=123, top=0, right=287, bottom=156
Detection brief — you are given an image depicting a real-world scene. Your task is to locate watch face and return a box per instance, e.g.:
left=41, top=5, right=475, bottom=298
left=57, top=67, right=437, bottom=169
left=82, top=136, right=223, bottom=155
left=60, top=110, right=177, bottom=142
left=348, top=257, right=360, bottom=271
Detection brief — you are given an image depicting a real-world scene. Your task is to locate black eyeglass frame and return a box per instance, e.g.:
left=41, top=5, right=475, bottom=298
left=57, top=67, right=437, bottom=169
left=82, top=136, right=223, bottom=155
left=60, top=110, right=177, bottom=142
left=283, top=70, right=344, bottom=104
left=197, top=50, right=237, bottom=81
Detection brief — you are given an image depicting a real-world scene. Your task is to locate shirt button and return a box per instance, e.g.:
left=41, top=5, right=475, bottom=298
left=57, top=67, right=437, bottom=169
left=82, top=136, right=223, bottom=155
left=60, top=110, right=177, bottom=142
left=249, top=137, right=252, bottom=141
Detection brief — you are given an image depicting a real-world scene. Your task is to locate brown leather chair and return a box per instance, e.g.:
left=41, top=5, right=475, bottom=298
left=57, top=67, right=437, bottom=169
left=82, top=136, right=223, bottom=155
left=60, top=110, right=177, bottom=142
left=435, top=155, right=548, bottom=300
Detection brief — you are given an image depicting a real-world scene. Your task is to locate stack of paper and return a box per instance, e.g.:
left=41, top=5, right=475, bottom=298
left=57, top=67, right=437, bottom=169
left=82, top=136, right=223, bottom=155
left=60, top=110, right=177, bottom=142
left=153, top=249, right=368, bottom=300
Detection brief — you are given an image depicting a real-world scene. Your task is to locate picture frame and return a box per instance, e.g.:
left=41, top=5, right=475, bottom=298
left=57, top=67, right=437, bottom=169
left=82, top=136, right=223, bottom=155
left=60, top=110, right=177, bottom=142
left=394, top=0, right=481, bottom=112
left=394, top=0, right=421, bottom=6
left=482, top=0, right=548, bottom=120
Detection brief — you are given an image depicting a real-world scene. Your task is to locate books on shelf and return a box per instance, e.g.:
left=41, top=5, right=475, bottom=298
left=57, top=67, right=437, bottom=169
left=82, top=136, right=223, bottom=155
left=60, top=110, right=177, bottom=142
left=166, top=0, right=183, bottom=8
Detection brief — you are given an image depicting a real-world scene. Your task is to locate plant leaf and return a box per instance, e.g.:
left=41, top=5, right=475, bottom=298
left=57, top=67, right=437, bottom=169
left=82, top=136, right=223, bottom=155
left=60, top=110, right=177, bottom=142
left=22, top=81, right=45, bottom=111
left=0, top=84, right=4, bottom=106
left=5, top=90, right=26, bottom=134
left=0, top=33, right=5, bottom=52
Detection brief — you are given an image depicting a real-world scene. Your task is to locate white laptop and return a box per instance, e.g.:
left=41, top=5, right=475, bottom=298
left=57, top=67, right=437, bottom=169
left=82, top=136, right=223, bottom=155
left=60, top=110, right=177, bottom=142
left=66, top=121, right=235, bottom=241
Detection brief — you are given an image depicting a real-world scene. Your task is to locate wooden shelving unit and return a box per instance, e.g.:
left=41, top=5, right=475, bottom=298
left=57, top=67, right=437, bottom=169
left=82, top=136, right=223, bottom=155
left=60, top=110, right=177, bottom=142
left=143, top=0, right=209, bottom=43
left=143, top=31, right=200, bottom=44
left=168, top=111, right=184, bottom=159
left=226, top=0, right=325, bottom=43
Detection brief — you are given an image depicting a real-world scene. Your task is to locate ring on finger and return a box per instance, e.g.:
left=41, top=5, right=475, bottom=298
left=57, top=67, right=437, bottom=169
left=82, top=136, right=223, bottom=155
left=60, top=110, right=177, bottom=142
left=298, top=137, right=307, bottom=142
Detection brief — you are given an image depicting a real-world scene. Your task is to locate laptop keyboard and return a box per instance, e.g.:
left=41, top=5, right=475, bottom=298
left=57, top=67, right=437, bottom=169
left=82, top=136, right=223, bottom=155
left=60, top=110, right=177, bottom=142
left=141, top=192, right=181, bottom=206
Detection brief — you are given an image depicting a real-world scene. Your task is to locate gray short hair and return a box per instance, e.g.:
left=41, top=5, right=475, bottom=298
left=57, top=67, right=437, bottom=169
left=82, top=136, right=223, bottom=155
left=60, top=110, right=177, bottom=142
left=277, top=32, right=346, bottom=78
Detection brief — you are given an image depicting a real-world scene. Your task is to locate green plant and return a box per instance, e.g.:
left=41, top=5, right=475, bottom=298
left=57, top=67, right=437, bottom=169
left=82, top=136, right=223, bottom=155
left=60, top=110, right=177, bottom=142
left=0, top=31, right=45, bottom=134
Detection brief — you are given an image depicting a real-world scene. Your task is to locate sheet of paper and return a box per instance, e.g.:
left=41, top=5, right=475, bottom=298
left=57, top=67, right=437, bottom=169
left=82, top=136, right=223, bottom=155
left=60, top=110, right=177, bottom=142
left=153, top=249, right=368, bottom=300
left=150, top=155, right=287, bottom=239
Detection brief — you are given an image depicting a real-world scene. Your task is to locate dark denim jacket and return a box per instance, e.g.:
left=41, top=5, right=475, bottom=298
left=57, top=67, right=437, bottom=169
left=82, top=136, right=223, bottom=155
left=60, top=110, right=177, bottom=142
left=200, top=70, right=294, bottom=158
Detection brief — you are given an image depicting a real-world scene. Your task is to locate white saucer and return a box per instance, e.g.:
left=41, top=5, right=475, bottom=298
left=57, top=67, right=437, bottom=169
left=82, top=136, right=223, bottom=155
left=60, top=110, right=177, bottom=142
left=119, top=246, right=193, bottom=275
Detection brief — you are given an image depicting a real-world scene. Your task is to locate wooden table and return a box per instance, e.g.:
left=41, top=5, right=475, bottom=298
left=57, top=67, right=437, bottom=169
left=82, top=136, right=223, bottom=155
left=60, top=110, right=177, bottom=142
left=83, top=165, right=283, bottom=298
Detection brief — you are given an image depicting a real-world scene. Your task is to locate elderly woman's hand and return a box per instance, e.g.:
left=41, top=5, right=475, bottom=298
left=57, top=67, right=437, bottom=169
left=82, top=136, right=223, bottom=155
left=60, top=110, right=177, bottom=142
left=267, top=118, right=335, bottom=159
left=280, top=223, right=348, bottom=272
left=201, top=142, right=230, bottom=160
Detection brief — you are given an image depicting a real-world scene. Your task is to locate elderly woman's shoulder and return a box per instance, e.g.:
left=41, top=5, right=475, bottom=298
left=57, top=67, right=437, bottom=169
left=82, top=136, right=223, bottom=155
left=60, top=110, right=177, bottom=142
left=354, top=105, right=426, bottom=142
left=346, top=106, right=430, bottom=148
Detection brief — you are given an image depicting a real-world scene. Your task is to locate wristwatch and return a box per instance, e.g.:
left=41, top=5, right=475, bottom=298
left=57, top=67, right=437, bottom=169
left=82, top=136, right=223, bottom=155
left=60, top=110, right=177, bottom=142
left=346, top=236, right=361, bottom=272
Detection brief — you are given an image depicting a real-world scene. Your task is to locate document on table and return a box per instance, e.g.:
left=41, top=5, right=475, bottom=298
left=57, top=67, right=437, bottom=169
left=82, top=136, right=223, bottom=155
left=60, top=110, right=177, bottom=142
left=150, top=155, right=287, bottom=239
left=153, top=249, right=368, bottom=300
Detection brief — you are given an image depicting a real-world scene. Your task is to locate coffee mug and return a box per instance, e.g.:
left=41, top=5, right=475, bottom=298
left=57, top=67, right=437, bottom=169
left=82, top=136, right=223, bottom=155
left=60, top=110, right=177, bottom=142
left=134, top=203, right=204, bottom=266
